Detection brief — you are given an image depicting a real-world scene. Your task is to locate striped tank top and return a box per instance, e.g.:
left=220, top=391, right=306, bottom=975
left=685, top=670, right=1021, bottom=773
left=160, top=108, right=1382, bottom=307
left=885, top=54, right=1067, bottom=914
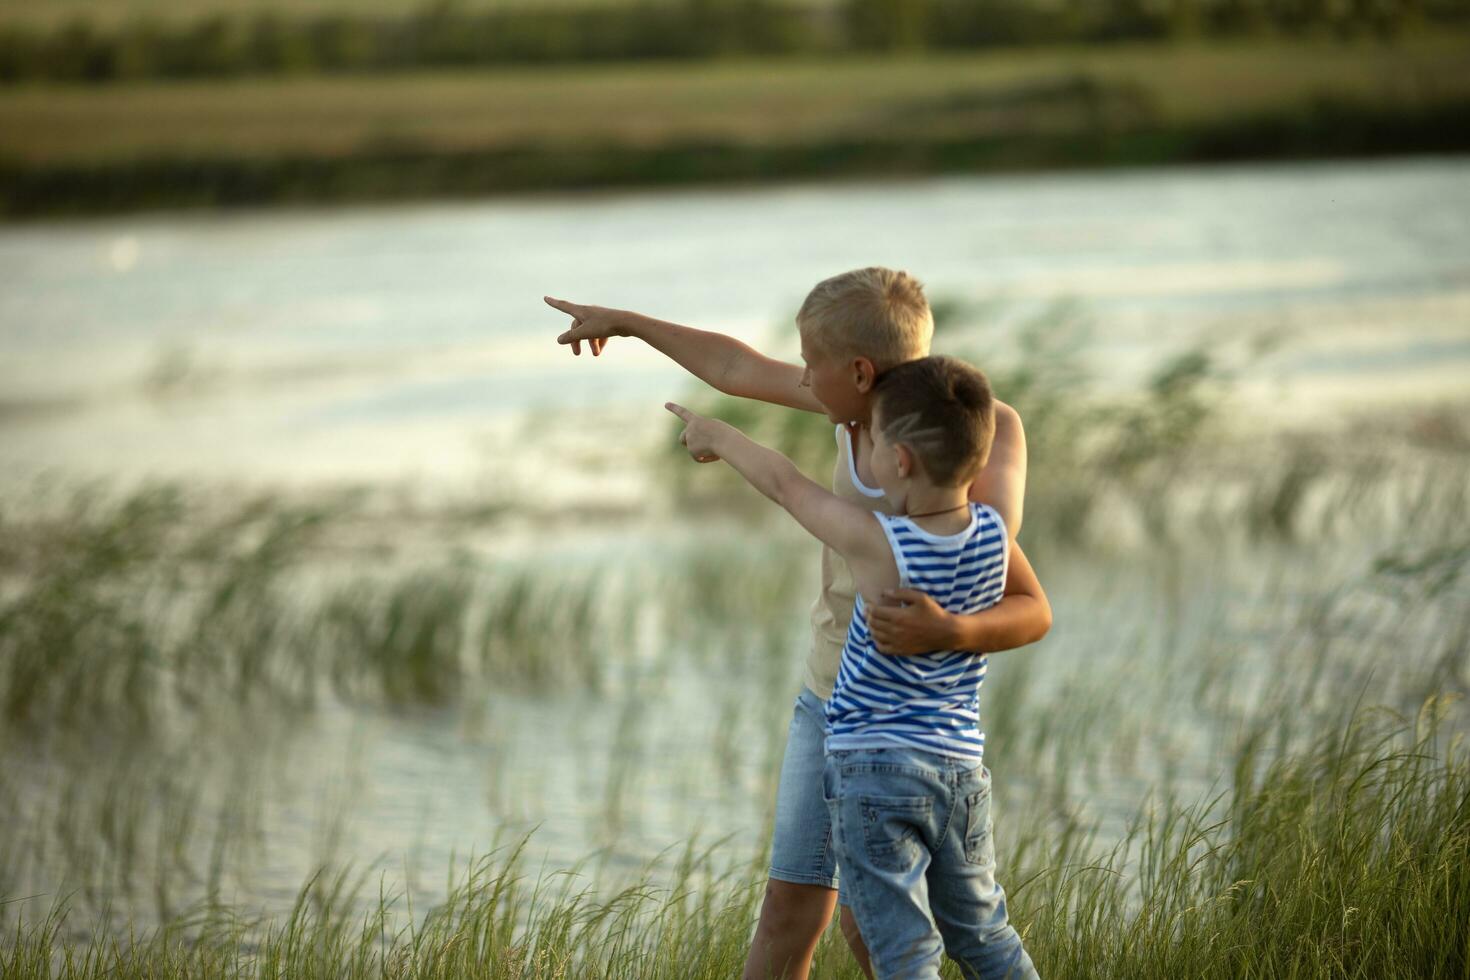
left=825, top=502, right=1009, bottom=760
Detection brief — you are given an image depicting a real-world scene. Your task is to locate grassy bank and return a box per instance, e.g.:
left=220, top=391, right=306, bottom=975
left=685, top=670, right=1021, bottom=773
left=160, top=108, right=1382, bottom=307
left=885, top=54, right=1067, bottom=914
left=2, top=36, right=1468, bottom=216
left=2, top=703, right=1465, bottom=978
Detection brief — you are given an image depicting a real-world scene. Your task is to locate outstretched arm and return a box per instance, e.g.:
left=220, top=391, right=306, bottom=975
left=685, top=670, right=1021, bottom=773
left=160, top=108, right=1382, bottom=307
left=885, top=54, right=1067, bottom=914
left=866, top=543, right=1050, bottom=656
left=547, top=297, right=824, bottom=413
left=665, top=402, right=889, bottom=567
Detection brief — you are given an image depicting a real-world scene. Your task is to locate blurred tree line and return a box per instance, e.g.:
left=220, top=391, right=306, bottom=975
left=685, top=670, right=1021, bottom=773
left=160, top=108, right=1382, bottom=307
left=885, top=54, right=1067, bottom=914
left=1, top=0, right=1464, bottom=84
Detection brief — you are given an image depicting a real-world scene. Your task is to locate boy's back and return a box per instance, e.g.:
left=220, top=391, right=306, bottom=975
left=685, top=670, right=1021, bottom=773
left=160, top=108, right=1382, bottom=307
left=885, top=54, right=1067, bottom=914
left=826, top=502, right=1008, bottom=760
left=821, top=499, right=1036, bottom=980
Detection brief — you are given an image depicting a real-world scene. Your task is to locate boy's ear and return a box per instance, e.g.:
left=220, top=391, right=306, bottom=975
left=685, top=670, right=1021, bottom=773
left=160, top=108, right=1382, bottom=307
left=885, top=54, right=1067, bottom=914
left=851, top=356, right=878, bottom=392
left=895, top=443, right=915, bottom=479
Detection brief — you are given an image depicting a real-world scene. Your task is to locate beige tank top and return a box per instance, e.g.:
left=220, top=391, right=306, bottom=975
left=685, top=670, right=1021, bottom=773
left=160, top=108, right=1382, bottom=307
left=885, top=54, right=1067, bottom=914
left=802, top=422, right=900, bottom=700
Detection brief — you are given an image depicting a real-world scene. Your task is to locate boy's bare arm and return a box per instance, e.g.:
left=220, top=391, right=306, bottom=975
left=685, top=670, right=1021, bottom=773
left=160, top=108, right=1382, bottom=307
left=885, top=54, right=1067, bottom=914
left=867, top=543, right=1051, bottom=656
left=665, top=402, right=889, bottom=566
left=967, top=401, right=1027, bottom=537
left=547, top=297, right=824, bottom=413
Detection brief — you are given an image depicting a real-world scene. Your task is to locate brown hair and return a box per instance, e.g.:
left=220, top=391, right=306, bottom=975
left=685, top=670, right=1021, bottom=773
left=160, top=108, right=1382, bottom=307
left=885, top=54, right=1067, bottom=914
left=796, top=267, right=933, bottom=372
left=872, top=355, right=995, bottom=487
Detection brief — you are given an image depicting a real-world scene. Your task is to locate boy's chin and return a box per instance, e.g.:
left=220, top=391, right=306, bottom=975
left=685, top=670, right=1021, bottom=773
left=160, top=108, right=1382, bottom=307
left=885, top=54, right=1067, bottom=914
left=817, top=404, right=859, bottom=426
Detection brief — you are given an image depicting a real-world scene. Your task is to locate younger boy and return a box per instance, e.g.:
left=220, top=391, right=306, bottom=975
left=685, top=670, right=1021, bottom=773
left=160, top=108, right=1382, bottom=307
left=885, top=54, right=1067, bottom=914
left=665, top=355, right=1039, bottom=979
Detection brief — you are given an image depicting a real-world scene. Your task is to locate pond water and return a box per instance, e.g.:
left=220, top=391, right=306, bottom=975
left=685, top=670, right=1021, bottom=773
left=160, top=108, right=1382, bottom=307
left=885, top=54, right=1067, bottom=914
left=2, top=157, right=1467, bottom=496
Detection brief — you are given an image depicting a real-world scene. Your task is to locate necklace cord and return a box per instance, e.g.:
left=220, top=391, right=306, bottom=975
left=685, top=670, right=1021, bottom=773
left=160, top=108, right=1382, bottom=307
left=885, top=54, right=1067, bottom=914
left=905, top=503, right=969, bottom=520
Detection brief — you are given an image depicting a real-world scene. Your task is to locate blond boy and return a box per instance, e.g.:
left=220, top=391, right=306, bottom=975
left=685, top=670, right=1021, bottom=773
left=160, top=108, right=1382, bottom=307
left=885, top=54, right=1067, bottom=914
left=547, top=268, right=1049, bottom=979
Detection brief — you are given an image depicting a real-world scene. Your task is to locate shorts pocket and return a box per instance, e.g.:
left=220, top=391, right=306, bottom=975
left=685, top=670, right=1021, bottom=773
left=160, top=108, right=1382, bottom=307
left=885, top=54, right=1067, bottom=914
left=859, top=795, right=931, bottom=873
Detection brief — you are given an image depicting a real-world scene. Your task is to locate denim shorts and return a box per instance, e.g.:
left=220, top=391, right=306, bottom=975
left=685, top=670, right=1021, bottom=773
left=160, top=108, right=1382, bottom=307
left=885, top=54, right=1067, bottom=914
left=767, top=687, right=839, bottom=890
left=824, top=746, right=1038, bottom=980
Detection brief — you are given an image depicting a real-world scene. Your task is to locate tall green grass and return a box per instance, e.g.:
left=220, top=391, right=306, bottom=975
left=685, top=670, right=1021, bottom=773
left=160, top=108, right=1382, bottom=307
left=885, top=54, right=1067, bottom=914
left=1030, top=698, right=1469, bottom=978
left=1, top=701, right=1464, bottom=977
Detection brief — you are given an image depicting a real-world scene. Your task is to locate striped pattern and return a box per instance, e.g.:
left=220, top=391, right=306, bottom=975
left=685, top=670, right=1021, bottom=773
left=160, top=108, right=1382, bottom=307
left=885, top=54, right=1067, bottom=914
left=825, top=502, right=1008, bottom=760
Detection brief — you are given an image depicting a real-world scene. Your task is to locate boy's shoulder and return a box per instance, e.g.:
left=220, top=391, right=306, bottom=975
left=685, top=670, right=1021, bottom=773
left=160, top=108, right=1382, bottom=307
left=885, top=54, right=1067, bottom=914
left=973, top=500, right=1007, bottom=541
left=878, top=502, right=1004, bottom=541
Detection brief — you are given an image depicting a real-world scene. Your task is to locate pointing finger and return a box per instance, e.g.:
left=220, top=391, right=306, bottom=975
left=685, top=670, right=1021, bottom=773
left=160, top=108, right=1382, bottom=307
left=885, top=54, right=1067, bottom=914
left=665, top=402, right=694, bottom=422
left=544, top=296, right=583, bottom=316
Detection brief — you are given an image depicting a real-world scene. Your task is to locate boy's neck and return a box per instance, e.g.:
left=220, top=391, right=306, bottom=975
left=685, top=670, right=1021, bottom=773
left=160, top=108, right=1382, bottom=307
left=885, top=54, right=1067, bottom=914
left=902, top=482, right=970, bottom=532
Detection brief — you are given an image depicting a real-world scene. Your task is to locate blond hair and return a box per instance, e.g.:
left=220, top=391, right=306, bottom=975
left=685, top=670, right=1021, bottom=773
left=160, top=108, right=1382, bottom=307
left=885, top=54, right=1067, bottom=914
left=796, top=267, right=933, bottom=371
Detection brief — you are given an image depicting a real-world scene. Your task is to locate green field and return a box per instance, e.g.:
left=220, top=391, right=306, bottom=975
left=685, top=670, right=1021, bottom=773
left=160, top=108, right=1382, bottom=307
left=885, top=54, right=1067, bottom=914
left=1, top=35, right=1468, bottom=215
left=3, top=37, right=1468, bottom=165
left=0, top=0, right=696, bottom=31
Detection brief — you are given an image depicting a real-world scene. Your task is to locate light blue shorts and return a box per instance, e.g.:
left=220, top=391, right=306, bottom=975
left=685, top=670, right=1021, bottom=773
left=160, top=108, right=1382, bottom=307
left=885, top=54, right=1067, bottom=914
left=768, top=687, right=839, bottom=890
left=823, top=746, right=1038, bottom=979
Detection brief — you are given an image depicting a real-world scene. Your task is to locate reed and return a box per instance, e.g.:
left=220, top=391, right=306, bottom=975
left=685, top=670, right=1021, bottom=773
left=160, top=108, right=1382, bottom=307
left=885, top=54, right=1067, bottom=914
left=0, top=484, right=814, bottom=733
left=1, top=700, right=1463, bottom=977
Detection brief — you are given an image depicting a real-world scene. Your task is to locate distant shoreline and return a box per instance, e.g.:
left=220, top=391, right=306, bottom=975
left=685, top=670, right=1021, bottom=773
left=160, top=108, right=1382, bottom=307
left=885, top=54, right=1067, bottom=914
left=5, top=98, right=1469, bottom=219
left=4, top=37, right=1468, bottom=219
